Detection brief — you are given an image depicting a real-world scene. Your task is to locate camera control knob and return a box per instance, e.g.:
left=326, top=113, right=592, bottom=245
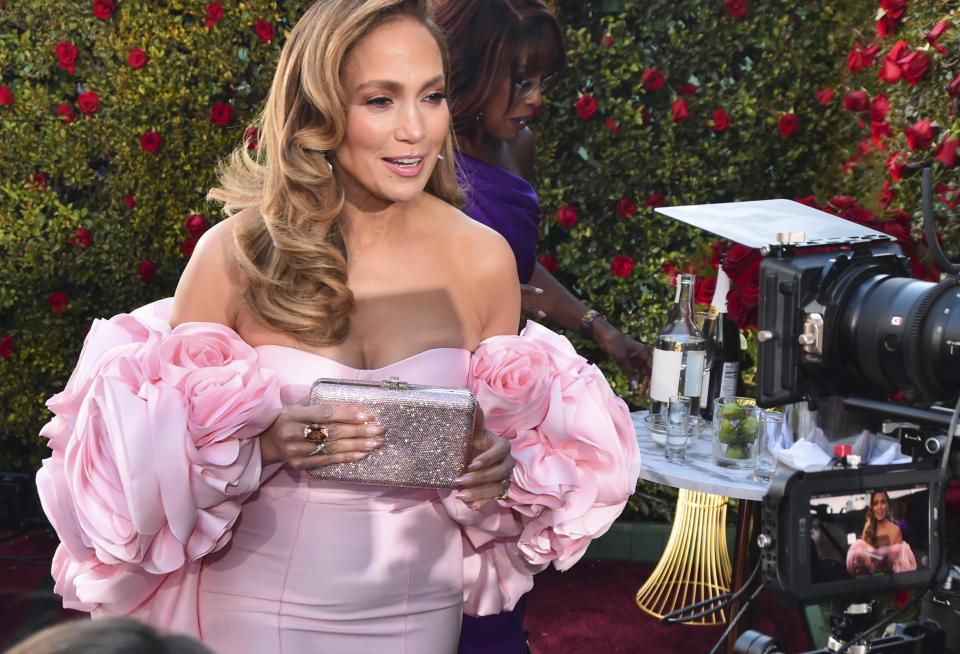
left=756, top=533, right=773, bottom=549
left=757, top=330, right=774, bottom=342
left=798, top=334, right=815, bottom=345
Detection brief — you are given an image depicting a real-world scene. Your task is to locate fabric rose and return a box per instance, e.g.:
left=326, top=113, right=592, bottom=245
left=603, top=117, right=621, bottom=135
left=138, top=260, right=155, bottom=284
left=140, top=131, right=163, bottom=153
left=926, top=20, right=950, bottom=55
left=182, top=237, right=198, bottom=257
left=641, top=68, right=665, bottom=91
left=671, top=98, right=690, bottom=122
left=904, top=119, right=937, bottom=150
left=556, top=205, right=578, bottom=227
left=49, top=292, right=69, bottom=312
left=935, top=136, right=960, bottom=168
left=711, top=108, right=731, bottom=131
left=611, top=255, right=634, bottom=278
left=128, top=48, right=148, bottom=69
left=778, top=113, right=798, bottom=136
left=93, top=0, right=115, bottom=19
left=615, top=197, right=636, bottom=219
left=843, top=91, right=869, bottom=113
left=575, top=95, right=597, bottom=119
left=77, top=91, right=99, bottom=115
left=255, top=20, right=274, bottom=42
left=125, top=192, right=136, bottom=209
left=56, top=42, right=79, bottom=75
left=723, top=0, right=748, bottom=19
left=538, top=254, right=559, bottom=274
left=70, top=228, right=92, bottom=248
left=56, top=103, right=75, bottom=123
left=815, top=88, right=835, bottom=106
left=643, top=192, right=666, bottom=209
left=209, top=102, right=234, bottom=127
left=185, top=214, right=210, bottom=237
left=0, top=335, right=13, bottom=358
left=898, top=50, right=931, bottom=86
left=205, top=2, right=224, bottom=27
left=243, top=126, right=260, bottom=151
left=0, top=86, right=11, bottom=106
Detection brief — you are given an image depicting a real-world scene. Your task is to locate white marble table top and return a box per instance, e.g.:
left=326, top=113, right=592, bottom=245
left=632, top=410, right=770, bottom=501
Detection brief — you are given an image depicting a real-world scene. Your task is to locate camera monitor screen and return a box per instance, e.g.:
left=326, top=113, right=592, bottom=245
left=809, top=485, right=929, bottom=585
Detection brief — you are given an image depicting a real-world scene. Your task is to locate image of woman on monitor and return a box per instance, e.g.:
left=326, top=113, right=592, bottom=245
left=846, top=490, right=917, bottom=575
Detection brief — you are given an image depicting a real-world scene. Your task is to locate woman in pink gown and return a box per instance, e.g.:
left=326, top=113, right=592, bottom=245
left=35, top=1, right=641, bottom=652
left=846, top=490, right=916, bottom=576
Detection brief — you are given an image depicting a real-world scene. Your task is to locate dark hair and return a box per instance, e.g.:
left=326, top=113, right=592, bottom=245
left=4, top=617, right=214, bottom=654
left=434, top=0, right=566, bottom=139
left=863, top=490, right=893, bottom=548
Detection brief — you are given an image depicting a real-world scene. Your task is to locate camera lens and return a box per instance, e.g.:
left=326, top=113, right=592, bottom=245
left=832, top=262, right=960, bottom=399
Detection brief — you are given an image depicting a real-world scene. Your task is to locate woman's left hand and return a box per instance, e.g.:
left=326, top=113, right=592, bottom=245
left=455, top=409, right=514, bottom=509
left=593, top=321, right=653, bottom=396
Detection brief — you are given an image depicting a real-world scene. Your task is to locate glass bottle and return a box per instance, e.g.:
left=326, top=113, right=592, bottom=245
left=649, top=273, right=706, bottom=416
left=700, top=268, right=743, bottom=418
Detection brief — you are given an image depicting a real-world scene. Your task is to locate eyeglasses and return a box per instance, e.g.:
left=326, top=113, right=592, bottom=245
left=512, top=72, right=559, bottom=101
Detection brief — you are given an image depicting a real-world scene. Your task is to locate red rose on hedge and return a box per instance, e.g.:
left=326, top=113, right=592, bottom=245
left=55, top=42, right=78, bottom=75
left=0, top=335, right=13, bottom=359
left=598, top=34, right=612, bottom=49
left=181, top=237, right=198, bottom=257
left=538, top=254, right=559, bottom=274
left=711, top=108, right=731, bottom=131
left=871, top=120, right=892, bottom=149
left=616, top=196, right=637, bottom=219
left=695, top=276, right=717, bottom=305
left=643, top=192, right=666, bottom=209
left=778, top=113, right=798, bottom=136
left=244, top=126, right=260, bottom=150
left=886, top=151, right=908, bottom=181
left=678, top=82, right=698, bottom=97
left=70, top=227, right=92, bottom=248
left=0, top=86, right=11, bottom=106
left=576, top=94, right=597, bottom=119
left=604, top=117, right=621, bottom=135
left=723, top=0, right=748, bottom=19
left=671, top=98, right=690, bottom=122
left=722, top=244, right=761, bottom=280
left=93, top=0, right=115, bottom=19
left=641, top=68, right=665, bottom=91
left=49, top=292, right=69, bottom=312
left=255, top=20, right=275, bottom=42
left=125, top=192, right=136, bottom=209
left=209, top=101, right=234, bottom=126
left=877, top=181, right=895, bottom=208
left=128, top=48, right=148, bottom=69
left=950, top=74, right=960, bottom=99
left=205, top=2, right=224, bottom=27
left=847, top=43, right=880, bottom=73
left=185, top=213, right=210, bottom=237
left=77, top=91, right=100, bottom=115
left=870, top=94, right=890, bottom=121
left=904, top=119, right=937, bottom=150
left=935, top=136, right=960, bottom=167
left=556, top=205, right=578, bottom=227
left=843, top=91, right=869, bottom=112
left=138, top=260, right=155, bottom=284
left=25, top=173, right=45, bottom=188
left=898, top=50, right=931, bottom=86
left=55, top=103, right=74, bottom=123
left=815, top=88, right=835, bottom=105
left=140, top=130, right=163, bottom=152
left=611, top=255, right=635, bottom=278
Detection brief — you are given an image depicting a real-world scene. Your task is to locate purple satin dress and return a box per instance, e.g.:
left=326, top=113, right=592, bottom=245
left=456, top=152, right=540, bottom=653
left=456, top=153, right=541, bottom=284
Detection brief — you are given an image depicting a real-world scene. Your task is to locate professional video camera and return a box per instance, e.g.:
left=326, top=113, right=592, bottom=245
left=656, top=170, right=960, bottom=654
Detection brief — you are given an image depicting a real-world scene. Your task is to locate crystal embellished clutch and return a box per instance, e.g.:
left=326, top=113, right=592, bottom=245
left=308, top=377, right=476, bottom=489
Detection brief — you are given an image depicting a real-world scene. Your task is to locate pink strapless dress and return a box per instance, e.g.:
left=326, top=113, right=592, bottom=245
left=36, top=299, right=641, bottom=654
left=196, top=346, right=471, bottom=653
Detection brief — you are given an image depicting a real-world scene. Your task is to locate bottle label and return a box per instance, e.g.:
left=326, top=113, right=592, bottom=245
left=684, top=350, right=705, bottom=397
left=700, top=364, right=712, bottom=406
left=650, top=348, right=705, bottom=401
left=719, top=362, right=740, bottom=398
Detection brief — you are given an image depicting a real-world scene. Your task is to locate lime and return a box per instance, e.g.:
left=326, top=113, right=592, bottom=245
left=718, top=419, right=739, bottom=444
left=739, top=415, right=759, bottom=438
left=725, top=443, right=750, bottom=459
left=719, top=401, right=746, bottom=421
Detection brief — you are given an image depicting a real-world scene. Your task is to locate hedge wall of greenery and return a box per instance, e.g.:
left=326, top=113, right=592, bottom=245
left=1, top=0, right=958, bottom=474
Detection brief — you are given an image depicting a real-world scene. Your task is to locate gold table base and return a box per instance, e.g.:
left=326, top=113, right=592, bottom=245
left=635, top=489, right=732, bottom=625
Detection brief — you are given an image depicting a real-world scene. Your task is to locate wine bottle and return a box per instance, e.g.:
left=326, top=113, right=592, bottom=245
left=699, top=268, right=742, bottom=419
left=649, top=273, right=706, bottom=416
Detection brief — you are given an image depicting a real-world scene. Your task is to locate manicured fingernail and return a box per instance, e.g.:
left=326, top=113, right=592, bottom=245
left=365, top=439, right=382, bottom=449
left=353, top=451, right=367, bottom=460
left=630, top=379, right=639, bottom=390
left=356, top=412, right=371, bottom=421
left=454, top=475, right=469, bottom=484
left=534, top=287, right=544, bottom=294
left=455, top=491, right=470, bottom=500
left=468, top=460, right=483, bottom=470
left=365, top=425, right=384, bottom=435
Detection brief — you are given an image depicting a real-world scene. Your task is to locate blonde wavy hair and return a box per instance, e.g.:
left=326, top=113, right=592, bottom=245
left=208, top=0, right=460, bottom=345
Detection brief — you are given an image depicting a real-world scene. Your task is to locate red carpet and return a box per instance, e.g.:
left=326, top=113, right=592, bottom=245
left=1, top=529, right=810, bottom=653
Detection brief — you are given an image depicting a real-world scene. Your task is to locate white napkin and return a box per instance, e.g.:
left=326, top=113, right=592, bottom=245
left=769, top=424, right=911, bottom=470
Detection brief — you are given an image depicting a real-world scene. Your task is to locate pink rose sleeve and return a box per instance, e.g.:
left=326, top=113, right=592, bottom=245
left=35, top=299, right=282, bottom=635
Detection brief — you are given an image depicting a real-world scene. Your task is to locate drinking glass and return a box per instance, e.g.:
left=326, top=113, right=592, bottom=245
left=754, top=410, right=783, bottom=481
left=665, top=395, right=691, bottom=462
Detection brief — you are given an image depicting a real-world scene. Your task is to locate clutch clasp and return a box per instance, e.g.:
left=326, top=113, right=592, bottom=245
left=380, top=376, right=409, bottom=390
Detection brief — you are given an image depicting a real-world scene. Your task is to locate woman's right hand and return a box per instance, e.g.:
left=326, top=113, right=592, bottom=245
left=258, top=396, right=385, bottom=469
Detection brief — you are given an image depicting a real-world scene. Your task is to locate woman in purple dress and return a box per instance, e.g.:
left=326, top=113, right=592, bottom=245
left=435, top=1, right=652, bottom=651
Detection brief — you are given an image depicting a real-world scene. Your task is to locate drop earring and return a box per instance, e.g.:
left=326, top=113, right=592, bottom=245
left=475, top=111, right=483, bottom=121
left=437, top=154, right=444, bottom=161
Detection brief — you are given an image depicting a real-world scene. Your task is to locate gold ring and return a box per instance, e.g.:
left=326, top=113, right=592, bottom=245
left=496, top=479, right=509, bottom=500
left=308, top=440, right=327, bottom=456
